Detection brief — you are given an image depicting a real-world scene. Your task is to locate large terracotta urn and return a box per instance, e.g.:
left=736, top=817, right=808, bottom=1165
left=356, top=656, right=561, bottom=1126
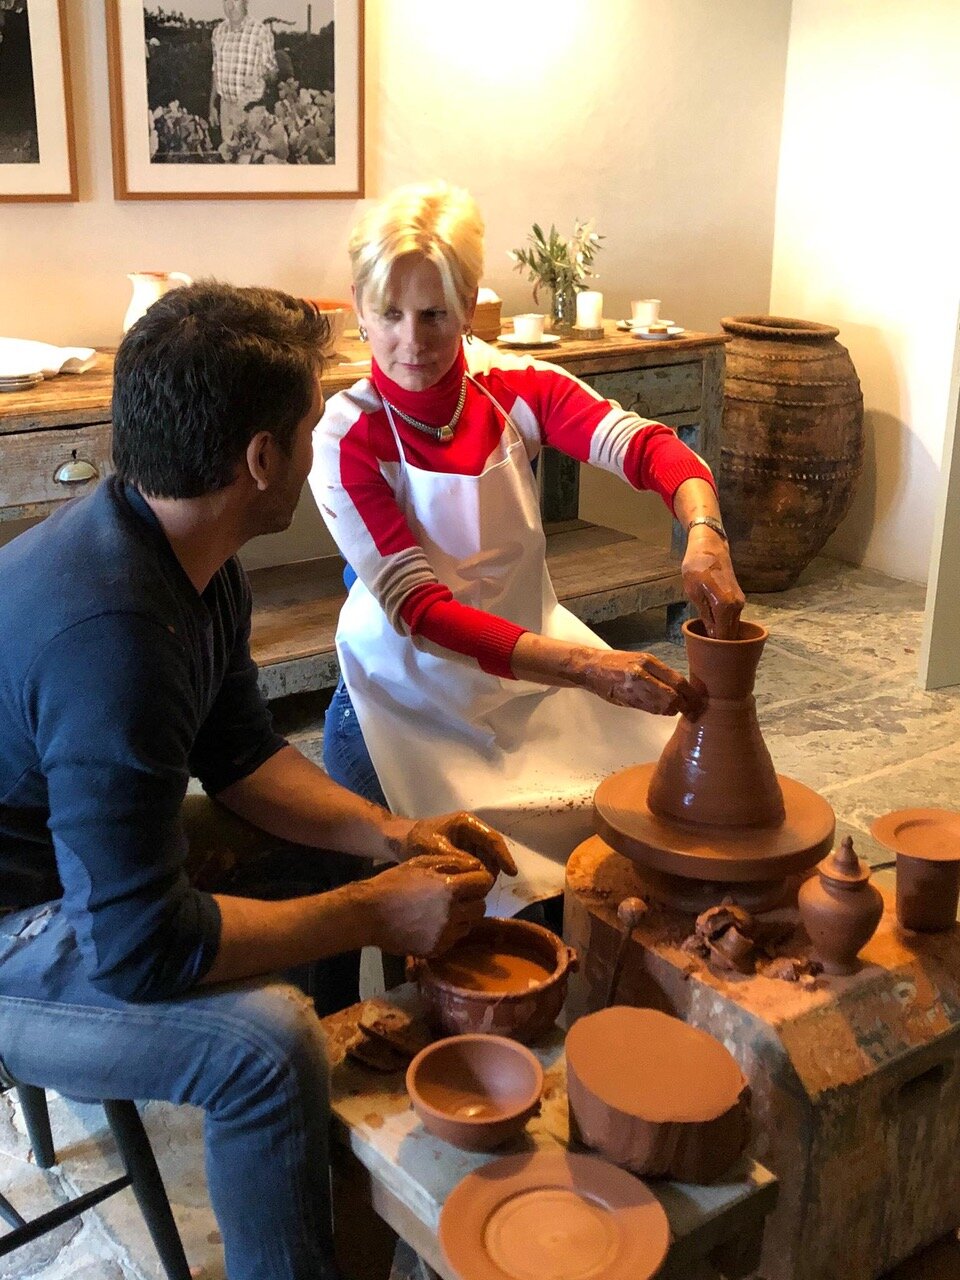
left=717, top=315, right=864, bottom=592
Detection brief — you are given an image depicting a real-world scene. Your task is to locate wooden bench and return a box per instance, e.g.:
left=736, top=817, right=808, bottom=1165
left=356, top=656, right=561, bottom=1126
left=320, top=985, right=778, bottom=1280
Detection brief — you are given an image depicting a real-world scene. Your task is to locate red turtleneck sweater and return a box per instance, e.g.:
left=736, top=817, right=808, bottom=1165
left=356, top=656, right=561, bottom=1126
left=311, top=342, right=715, bottom=678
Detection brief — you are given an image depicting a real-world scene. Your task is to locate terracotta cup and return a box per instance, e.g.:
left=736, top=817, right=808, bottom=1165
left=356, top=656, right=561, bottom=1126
left=896, top=855, right=960, bottom=933
left=870, top=808, right=960, bottom=933
left=405, top=1034, right=543, bottom=1151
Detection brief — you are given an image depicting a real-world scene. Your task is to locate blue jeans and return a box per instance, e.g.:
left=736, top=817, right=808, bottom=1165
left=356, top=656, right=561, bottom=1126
left=323, top=677, right=388, bottom=808
left=0, top=796, right=363, bottom=1280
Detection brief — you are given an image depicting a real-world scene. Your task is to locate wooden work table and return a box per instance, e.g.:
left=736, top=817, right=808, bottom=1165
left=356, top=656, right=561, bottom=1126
left=320, top=984, right=777, bottom=1280
left=0, top=325, right=725, bottom=698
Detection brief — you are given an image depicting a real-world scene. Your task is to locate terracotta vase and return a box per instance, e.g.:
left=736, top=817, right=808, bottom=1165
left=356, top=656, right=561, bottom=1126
left=717, top=315, right=864, bottom=591
left=798, top=836, right=883, bottom=974
left=647, top=618, right=785, bottom=830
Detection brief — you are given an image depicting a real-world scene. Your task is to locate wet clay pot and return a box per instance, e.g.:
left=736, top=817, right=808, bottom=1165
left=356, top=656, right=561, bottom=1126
left=717, top=315, right=864, bottom=592
left=408, top=918, right=577, bottom=1044
left=798, top=836, right=883, bottom=974
left=405, top=1034, right=543, bottom=1152
left=566, top=1006, right=750, bottom=1183
left=647, top=618, right=785, bottom=830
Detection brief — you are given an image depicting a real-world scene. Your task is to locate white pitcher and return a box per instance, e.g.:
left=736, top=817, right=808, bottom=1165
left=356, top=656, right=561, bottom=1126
left=122, top=271, right=193, bottom=334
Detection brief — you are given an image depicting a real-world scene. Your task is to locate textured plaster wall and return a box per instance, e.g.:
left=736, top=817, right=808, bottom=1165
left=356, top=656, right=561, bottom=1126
left=770, top=0, right=960, bottom=583
left=0, top=0, right=791, bottom=565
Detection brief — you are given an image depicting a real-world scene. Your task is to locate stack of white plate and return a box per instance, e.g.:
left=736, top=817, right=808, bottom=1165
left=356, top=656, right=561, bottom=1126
left=0, top=368, right=44, bottom=393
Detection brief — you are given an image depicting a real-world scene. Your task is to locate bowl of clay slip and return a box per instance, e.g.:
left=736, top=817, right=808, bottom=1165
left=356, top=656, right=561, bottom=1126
left=406, top=1034, right=544, bottom=1151
left=566, top=1006, right=751, bottom=1183
left=408, top=918, right=577, bottom=1044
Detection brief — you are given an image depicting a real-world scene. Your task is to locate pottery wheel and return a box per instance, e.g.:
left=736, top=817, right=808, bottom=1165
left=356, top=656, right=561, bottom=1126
left=595, top=763, right=835, bottom=883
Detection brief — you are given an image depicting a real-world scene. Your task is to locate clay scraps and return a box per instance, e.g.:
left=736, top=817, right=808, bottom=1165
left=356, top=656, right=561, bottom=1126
left=680, top=899, right=822, bottom=983
left=345, top=1001, right=433, bottom=1072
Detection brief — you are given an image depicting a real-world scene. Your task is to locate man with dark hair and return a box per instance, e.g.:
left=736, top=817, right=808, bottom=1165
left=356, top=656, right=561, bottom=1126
left=0, top=282, right=513, bottom=1280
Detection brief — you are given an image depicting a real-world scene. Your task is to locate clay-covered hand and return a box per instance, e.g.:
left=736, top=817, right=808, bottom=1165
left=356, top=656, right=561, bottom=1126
left=402, top=811, right=518, bottom=878
left=682, top=526, right=746, bottom=640
left=569, top=647, right=704, bottom=719
left=367, top=853, right=495, bottom=957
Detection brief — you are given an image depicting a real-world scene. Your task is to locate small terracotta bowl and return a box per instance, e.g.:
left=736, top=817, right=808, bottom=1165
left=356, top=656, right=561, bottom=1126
left=408, top=917, right=577, bottom=1044
left=303, top=297, right=352, bottom=349
left=405, top=1034, right=543, bottom=1152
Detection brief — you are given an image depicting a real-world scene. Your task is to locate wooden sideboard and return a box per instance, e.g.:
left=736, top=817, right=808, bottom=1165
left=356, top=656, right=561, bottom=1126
left=0, top=326, right=725, bottom=698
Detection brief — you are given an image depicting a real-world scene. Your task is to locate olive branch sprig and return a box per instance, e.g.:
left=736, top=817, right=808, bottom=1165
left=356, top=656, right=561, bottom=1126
left=508, top=220, right=604, bottom=303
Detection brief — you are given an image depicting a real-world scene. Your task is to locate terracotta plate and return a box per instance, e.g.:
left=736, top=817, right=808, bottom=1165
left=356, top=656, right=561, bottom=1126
left=438, top=1150, right=670, bottom=1280
left=871, top=808, right=960, bottom=862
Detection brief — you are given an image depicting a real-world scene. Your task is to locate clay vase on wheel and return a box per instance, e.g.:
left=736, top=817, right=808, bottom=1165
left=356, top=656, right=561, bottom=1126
left=647, top=619, right=785, bottom=830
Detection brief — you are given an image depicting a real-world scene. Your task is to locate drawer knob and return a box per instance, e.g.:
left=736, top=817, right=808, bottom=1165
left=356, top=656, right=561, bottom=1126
left=53, top=458, right=99, bottom=485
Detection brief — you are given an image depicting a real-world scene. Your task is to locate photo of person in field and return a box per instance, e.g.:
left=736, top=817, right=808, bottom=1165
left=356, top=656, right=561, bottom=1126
left=0, top=0, right=39, bottom=165
left=144, top=0, right=336, bottom=165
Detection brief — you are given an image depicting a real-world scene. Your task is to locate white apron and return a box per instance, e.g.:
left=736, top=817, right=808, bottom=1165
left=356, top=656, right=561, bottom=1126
left=336, top=378, right=673, bottom=914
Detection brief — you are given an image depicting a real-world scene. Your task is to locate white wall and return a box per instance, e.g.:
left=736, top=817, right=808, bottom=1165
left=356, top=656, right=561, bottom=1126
left=0, top=0, right=792, bottom=565
left=770, top=0, right=960, bottom=582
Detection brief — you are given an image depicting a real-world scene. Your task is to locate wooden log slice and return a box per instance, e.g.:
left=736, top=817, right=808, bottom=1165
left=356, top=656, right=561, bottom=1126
left=566, top=1006, right=750, bottom=1183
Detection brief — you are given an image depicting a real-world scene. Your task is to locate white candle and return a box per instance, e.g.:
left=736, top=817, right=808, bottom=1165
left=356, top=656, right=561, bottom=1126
left=576, top=290, right=603, bottom=329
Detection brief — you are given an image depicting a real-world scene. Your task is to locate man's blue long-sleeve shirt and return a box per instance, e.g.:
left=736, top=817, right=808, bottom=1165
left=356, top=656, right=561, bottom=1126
left=0, top=478, right=286, bottom=1001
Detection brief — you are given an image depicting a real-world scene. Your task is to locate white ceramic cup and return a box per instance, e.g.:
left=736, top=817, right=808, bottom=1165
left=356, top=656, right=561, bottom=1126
left=512, top=313, right=545, bottom=343
left=631, top=298, right=661, bottom=326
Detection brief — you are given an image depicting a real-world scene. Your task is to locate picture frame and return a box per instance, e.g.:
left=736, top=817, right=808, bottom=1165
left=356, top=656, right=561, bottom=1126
left=105, top=0, right=363, bottom=201
left=0, top=0, right=78, bottom=202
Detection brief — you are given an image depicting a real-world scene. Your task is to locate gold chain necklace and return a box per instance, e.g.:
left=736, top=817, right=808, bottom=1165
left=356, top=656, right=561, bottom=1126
left=382, top=375, right=468, bottom=443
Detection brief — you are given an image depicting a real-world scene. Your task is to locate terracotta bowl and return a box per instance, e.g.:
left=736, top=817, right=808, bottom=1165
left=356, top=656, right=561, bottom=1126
left=406, top=1034, right=543, bottom=1151
left=408, top=917, right=577, bottom=1044
left=303, top=297, right=352, bottom=349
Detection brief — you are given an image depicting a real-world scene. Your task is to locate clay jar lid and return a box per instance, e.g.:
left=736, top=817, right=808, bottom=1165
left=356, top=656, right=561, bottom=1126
left=566, top=1007, right=745, bottom=1122
left=871, top=808, right=960, bottom=862
left=817, top=835, right=870, bottom=886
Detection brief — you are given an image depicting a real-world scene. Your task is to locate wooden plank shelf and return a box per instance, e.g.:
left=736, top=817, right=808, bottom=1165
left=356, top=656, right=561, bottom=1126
left=250, top=521, right=680, bottom=700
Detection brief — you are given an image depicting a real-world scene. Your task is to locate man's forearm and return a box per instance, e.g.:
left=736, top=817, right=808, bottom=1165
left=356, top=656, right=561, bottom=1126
left=201, top=880, right=375, bottom=986
left=215, top=744, right=411, bottom=863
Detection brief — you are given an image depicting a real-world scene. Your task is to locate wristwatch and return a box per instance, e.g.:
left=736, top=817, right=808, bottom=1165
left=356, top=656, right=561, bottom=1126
left=686, top=515, right=728, bottom=542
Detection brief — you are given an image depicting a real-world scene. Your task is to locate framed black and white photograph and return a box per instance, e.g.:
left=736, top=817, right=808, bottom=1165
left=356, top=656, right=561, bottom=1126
left=106, top=0, right=363, bottom=200
left=0, top=0, right=78, bottom=201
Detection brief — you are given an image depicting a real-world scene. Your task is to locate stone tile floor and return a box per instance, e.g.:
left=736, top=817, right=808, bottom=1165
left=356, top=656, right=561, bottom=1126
left=2, top=556, right=959, bottom=1280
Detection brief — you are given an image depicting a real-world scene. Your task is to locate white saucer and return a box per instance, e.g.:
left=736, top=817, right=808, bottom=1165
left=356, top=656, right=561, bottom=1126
left=616, top=319, right=676, bottom=332
left=630, top=325, right=685, bottom=340
left=497, top=333, right=562, bottom=348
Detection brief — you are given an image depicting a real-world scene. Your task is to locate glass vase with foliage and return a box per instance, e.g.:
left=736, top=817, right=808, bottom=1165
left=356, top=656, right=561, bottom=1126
left=509, top=220, right=604, bottom=332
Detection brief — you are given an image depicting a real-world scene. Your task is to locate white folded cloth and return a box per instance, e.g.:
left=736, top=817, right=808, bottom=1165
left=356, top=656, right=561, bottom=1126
left=0, top=338, right=97, bottom=378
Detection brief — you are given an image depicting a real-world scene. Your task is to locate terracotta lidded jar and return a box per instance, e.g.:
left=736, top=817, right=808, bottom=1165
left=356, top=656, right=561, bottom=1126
left=798, top=836, right=882, bottom=975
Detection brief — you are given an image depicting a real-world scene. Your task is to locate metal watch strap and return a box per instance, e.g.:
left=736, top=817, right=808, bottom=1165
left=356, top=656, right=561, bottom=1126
left=686, top=515, right=728, bottom=542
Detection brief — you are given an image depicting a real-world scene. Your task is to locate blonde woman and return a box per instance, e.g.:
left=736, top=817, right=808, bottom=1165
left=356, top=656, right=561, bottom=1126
left=310, top=181, right=743, bottom=912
